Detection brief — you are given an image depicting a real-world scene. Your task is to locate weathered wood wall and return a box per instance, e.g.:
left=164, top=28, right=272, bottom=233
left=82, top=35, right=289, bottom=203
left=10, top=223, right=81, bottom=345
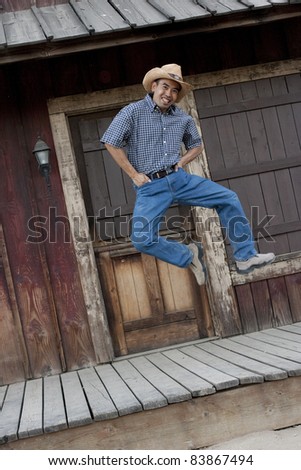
left=0, top=17, right=301, bottom=384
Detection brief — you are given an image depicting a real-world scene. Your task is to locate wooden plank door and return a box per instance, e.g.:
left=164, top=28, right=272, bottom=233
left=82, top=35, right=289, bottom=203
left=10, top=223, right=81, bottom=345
left=69, top=111, right=213, bottom=356
left=195, top=73, right=301, bottom=260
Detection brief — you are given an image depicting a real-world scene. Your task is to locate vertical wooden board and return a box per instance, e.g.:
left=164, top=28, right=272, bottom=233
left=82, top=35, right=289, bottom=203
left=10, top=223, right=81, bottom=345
left=0, top=269, right=26, bottom=384
left=131, top=255, right=154, bottom=318
left=96, top=253, right=127, bottom=356
left=84, top=150, right=110, bottom=217
left=0, top=382, right=24, bottom=443
left=262, top=107, right=286, bottom=160
left=268, top=277, right=293, bottom=326
left=235, top=284, right=258, bottom=333
left=141, top=254, right=164, bottom=316
left=18, top=378, right=43, bottom=439
left=247, top=109, right=271, bottom=163
left=164, top=263, right=195, bottom=312
left=103, top=148, right=127, bottom=208
left=231, top=112, right=255, bottom=166
left=277, top=104, right=300, bottom=157
left=78, top=367, right=118, bottom=420
left=157, top=260, right=176, bottom=312
left=113, top=255, right=151, bottom=322
left=197, top=117, right=225, bottom=174
left=61, top=371, right=92, bottom=428
left=216, top=114, right=240, bottom=168
left=285, top=273, right=301, bottom=322
left=251, top=280, right=274, bottom=330
left=113, top=256, right=140, bottom=322
left=44, top=375, right=67, bottom=433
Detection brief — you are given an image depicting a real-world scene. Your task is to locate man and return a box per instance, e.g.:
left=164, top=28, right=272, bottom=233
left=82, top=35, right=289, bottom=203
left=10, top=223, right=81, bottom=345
left=101, top=64, right=275, bottom=285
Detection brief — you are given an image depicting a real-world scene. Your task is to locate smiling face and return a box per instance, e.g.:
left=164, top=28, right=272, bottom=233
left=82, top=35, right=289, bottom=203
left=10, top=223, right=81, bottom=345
left=151, top=78, right=181, bottom=111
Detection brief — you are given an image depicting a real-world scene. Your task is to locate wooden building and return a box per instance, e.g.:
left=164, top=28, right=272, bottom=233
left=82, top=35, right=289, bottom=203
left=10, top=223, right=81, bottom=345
left=0, top=0, right=301, bottom=388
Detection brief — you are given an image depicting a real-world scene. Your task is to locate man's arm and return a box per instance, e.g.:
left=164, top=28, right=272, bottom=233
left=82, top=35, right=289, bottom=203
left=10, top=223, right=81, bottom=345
left=177, top=144, right=204, bottom=168
left=105, top=144, right=150, bottom=187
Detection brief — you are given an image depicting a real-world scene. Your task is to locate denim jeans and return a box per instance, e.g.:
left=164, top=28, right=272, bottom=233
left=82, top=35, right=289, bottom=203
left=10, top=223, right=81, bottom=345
left=131, top=168, right=257, bottom=268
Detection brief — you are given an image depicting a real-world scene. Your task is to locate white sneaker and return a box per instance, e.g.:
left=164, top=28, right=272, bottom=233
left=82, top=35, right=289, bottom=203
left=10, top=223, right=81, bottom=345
left=188, top=242, right=207, bottom=285
left=236, top=253, right=275, bottom=274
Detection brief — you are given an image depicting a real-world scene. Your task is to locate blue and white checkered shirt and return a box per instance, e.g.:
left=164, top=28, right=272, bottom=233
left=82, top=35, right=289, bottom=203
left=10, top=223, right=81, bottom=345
left=101, top=94, right=202, bottom=174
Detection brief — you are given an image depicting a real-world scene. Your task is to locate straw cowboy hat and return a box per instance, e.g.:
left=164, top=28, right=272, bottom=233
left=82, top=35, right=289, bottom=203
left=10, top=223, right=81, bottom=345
left=142, top=64, right=192, bottom=102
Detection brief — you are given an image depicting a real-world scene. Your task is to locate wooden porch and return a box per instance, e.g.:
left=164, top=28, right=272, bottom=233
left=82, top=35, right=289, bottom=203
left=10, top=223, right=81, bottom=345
left=1, top=323, right=301, bottom=450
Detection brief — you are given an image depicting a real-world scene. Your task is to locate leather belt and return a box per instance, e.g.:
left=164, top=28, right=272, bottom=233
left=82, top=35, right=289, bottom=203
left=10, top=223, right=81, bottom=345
left=147, top=165, right=177, bottom=180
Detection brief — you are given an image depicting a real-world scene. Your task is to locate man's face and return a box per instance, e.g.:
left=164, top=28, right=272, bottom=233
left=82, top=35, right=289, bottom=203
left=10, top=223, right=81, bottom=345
left=151, top=79, right=181, bottom=110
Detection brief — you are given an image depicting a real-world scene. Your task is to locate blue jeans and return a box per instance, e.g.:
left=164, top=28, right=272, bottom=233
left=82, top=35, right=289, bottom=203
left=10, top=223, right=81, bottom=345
left=131, top=169, right=257, bottom=267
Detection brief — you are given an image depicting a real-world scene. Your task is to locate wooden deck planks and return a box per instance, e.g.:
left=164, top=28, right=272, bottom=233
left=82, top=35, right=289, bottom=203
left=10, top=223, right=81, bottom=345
left=222, top=337, right=301, bottom=376
left=164, top=348, right=239, bottom=391
left=78, top=367, right=118, bottom=420
left=198, top=340, right=288, bottom=380
left=61, top=372, right=92, bottom=428
left=112, top=360, right=167, bottom=410
left=0, top=382, right=24, bottom=443
left=43, top=375, right=67, bottom=433
left=247, top=331, right=301, bottom=353
left=129, top=356, right=192, bottom=403
left=95, top=364, right=142, bottom=416
left=1, top=324, right=301, bottom=444
left=18, top=378, right=43, bottom=439
left=262, top=327, right=301, bottom=344
left=146, top=352, right=216, bottom=397
left=187, top=344, right=264, bottom=385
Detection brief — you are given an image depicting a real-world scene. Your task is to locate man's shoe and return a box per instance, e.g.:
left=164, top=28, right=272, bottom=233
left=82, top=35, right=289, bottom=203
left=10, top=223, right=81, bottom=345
left=236, top=253, right=275, bottom=274
left=188, top=242, right=207, bottom=285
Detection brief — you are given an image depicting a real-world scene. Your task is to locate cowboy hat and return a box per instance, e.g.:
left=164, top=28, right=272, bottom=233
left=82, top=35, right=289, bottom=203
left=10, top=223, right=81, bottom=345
left=142, top=64, right=192, bottom=102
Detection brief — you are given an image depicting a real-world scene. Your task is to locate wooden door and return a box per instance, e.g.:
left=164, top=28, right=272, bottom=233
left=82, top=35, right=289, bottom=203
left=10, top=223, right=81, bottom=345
left=69, top=111, right=212, bottom=356
left=195, top=73, right=301, bottom=261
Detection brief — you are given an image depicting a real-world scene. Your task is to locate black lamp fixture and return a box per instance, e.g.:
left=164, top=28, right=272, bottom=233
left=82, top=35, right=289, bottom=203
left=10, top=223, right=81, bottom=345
left=33, top=137, right=51, bottom=192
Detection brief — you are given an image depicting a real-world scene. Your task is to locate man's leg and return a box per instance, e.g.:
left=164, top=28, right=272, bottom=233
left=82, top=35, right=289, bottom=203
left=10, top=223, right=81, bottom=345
left=131, top=178, right=193, bottom=267
left=173, top=169, right=274, bottom=271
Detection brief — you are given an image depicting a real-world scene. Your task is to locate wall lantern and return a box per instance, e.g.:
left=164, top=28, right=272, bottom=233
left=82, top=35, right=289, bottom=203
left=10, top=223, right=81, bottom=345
left=32, top=137, right=51, bottom=192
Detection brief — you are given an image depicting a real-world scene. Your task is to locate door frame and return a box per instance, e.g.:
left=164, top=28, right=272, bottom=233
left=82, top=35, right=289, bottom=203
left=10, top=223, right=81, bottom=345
left=48, top=58, right=301, bottom=362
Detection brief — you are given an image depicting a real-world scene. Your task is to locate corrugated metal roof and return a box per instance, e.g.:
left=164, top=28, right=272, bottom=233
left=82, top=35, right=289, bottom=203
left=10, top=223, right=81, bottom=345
left=0, top=0, right=299, bottom=49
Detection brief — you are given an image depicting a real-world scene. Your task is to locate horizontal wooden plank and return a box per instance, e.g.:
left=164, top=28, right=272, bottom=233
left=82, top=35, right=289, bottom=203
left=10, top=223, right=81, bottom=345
left=123, top=309, right=196, bottom=332
left=231, top=253, right=301, bottom=285
left=212, top=155, right=301, bottom=181
left=198, top=91, right=301, bottom=119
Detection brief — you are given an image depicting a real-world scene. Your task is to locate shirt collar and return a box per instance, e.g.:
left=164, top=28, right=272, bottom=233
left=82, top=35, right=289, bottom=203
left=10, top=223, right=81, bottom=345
left=145, top=93, right=176, bottom=115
